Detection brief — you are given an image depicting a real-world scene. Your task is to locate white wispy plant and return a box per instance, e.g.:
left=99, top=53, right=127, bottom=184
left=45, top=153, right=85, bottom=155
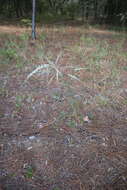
left=26, top=52, right=86, bottom=84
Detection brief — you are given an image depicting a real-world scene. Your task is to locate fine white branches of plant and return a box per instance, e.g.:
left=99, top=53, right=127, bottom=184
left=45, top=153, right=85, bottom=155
left=26, top=52, right=87, bottom=84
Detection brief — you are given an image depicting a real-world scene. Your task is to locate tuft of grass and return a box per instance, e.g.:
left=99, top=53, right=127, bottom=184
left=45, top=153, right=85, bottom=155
left=19, top=32, right=29, bottom=41
left=20, top=18, right=32, bottom=27
left=39, top=32, right=47, bottom=41
left=95, top=95, right=110, bottom=106
left=80, top=36, right=97, bottom=47
left=26, top=52, right=85, bottom=85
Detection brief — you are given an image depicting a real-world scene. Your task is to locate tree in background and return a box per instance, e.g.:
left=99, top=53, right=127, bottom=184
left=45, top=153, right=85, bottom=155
left=32, top=0, right=36, bottom=40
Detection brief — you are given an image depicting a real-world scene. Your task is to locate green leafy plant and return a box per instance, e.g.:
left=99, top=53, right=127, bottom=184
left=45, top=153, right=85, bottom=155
left=0, top=47, right=17, bottom=60
left=25, top=167, right=34, bottom=179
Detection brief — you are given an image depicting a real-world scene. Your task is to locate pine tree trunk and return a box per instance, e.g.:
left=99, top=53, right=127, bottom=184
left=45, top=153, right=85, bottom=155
left=32, top=0, right=36, bottom=40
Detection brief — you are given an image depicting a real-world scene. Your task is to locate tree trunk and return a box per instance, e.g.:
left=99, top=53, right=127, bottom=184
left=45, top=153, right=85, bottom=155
left=32, top=0, right=36, bottom=40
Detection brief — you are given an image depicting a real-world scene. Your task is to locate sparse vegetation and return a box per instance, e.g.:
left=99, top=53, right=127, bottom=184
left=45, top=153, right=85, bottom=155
left=0, top=23, right=127, bottom=190
left=0, top=0, right=127, bottom=188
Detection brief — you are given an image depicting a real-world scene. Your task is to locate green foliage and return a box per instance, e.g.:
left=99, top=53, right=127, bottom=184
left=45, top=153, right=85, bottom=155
left=65, top=1, right=79, bottom=19
left=53, top=187, right=61, bottom=190
left=123, top=65, right=127, bottom=71
left=25, top=167, right=34, bottom=179
left=0, top=44, right=18, bottom=66
left=5, top=48, right=17, bottom=59
left=39, top=32, right=47, bottom=41
left=80, top=36, right=97, bottom=47
left=1, top=0, right=127, bottom=25
left=19, top=33, right=29, bottom=41
left=67, top=119, right=77, bottom=128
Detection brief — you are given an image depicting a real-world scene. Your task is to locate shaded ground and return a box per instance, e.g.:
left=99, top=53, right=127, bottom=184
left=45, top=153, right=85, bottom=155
left=0, top=23, right=127, bottom=190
